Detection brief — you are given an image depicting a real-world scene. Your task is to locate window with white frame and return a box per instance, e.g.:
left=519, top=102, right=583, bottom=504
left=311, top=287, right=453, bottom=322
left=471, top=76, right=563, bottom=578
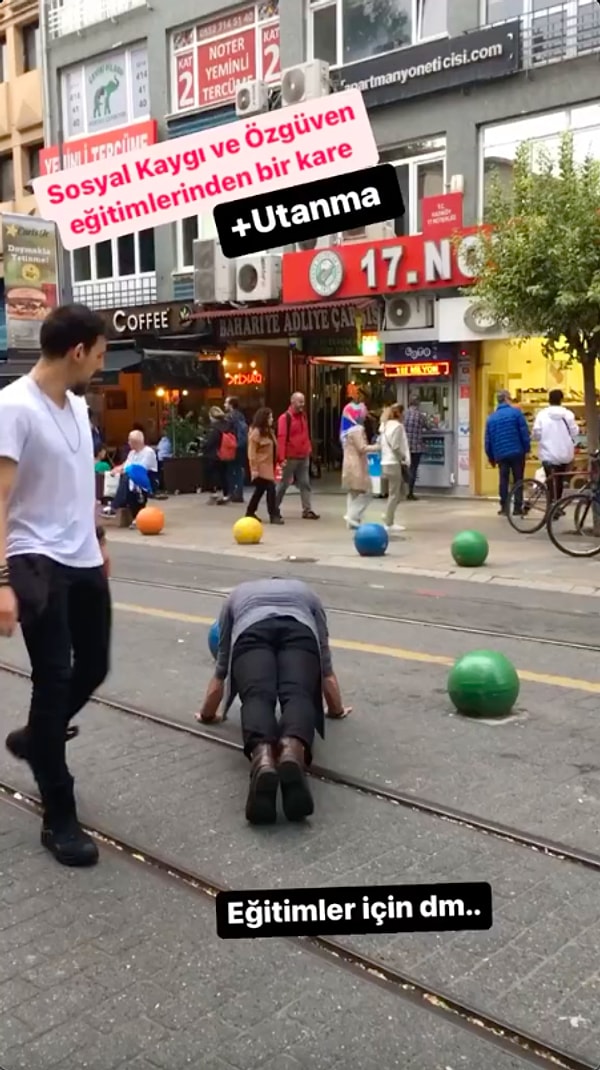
left=60, top=45, right=149, bottom=140
left=379, top=137, right=446, bottom=234
left=308, top=0, right=447, bottom=68
left=72, top=229, right=155, bottom=284
left=170, top=2, right=279, bottom=114
left=483, top=1, right=600, bottom=66
left=481, top=103, right=600, bottom=213
left=175, top=212, right=284, bottom=271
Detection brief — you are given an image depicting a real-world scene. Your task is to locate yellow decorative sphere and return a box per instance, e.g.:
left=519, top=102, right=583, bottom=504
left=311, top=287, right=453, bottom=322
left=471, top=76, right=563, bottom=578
left=233, top=516, right=263, bottom=545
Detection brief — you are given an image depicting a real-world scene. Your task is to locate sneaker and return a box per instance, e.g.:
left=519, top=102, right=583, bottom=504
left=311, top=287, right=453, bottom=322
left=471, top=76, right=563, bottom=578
left=270, top=516, right=285, bottom=525
left=216, top=496, right=230, bottom=505
left=385, top=524, right=406, bottom=533
left=41, top=815, right=99, bottom=867
left=302, top=510, right=320, bottom=520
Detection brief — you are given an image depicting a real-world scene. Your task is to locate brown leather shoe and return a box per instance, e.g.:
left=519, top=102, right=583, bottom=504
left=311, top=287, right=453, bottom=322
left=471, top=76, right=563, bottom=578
left=245, top=743, right=279, bottom=825
left=277, top=737, right=314, bottom=822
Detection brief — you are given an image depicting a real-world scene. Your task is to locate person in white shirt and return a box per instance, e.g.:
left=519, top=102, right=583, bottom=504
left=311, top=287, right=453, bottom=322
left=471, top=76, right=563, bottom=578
left=379, top=403, right=411, bottom=532
left=0, top=303, right=110, bottom=868
left=532, top=389, right=579, bottom=502
left=104, top=429, right=158, bottom=521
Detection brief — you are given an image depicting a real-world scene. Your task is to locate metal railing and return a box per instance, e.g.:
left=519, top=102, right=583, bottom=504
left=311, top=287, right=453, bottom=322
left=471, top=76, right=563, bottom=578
left=491, top=2, right=600, bottom=68
left=46, top=0, right=148, bottom=39
left=72, top=275, right=157, bottom=310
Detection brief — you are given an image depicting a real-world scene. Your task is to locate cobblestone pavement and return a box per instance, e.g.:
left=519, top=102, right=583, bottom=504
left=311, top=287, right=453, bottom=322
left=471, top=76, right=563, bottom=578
left=1, top=670, right=600, bottom=1064
left=0, top=805, right=537, bottom=1070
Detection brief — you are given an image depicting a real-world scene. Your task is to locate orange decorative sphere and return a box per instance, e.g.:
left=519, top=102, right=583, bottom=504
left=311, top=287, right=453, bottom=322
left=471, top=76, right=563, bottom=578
left=135, top=506, right=165, bottom=535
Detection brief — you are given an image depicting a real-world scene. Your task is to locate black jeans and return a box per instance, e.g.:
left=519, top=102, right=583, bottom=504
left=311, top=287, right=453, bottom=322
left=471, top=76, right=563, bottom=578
left=8, top=555, right=112, bottom=810
left=543, top=462, right=569, bottom=502
left=113, top=473, right=147, bottom=518
left=498, top=454, right=525, bottom=511
left=246, top=478, right=278, bottom=519
left=207, top=459, right=228, bottom=496
left=408, top=452, right=421, bottom=495
left=231, top=617, right=321, bottom=762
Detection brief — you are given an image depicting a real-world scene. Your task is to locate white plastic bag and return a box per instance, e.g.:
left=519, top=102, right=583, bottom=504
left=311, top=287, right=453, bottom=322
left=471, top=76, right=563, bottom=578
left=534, top=467, right=546, bottom=484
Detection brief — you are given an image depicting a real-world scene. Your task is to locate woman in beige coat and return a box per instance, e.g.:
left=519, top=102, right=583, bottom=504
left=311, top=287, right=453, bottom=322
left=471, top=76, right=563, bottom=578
left=246, top=407, right=284, bottom=524
left=340, top=401, right=379, bottom=529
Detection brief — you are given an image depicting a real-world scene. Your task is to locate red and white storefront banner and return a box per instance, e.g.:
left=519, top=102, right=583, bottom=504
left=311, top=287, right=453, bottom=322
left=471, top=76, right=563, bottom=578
left=40, top=120, right=158, bottom=174
left=282, top=229, right=480, bottom=304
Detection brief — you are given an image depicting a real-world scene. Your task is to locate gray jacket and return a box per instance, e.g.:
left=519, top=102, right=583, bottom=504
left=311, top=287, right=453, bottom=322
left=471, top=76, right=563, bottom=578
left=215, top=578, right=334, bottom=733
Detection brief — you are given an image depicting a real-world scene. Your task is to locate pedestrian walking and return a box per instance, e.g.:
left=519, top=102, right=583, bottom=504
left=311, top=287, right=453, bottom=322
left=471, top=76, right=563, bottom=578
left=246, top=408, right=284, bottom=525
left=379, top=403, right=410, bottom=532
left=275, top=393, right=320, bottom=519
left=532, top=389, right=578, bottom=502
left=403, top=396, right=429, bottom=500
left=204, top=406, right=237, bottom=504
left=225, top=396, right=248, bottom=503
left=196, top=578, right=350, bottom=825
left=340, top=401, right=379, bottom=529
left=0, top=303, right=111, bottom=867
left=485, top=389, right=531, bottom=515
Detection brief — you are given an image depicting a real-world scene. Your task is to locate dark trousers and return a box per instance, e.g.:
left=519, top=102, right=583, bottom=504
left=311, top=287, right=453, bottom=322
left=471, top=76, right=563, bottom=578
left=8, top=555, right=112, bottom=812
left=543, top=462, right=569, bottom=502
left=113, top=473, right=147, bottom=518
left=230, top=449, right=246, bottom=502
left=207, top=459, right=228, bottom=496
left=231, top=617, right=321, bottom=762
left=246, top=478, right=278, bottom=519
left=408, top=452, right=421, bottom=495
left=498, top=454, right=525, bottom=511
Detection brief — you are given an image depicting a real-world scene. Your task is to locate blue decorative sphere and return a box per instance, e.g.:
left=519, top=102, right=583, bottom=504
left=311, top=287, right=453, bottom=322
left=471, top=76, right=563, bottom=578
left=208, top=620, right=220, bottom=659
left=354, top=523, right=389, bottom=557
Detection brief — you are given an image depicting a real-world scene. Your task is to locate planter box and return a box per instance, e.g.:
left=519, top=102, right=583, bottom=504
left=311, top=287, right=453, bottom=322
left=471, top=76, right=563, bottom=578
left=162, top=456, right=205, bottom=494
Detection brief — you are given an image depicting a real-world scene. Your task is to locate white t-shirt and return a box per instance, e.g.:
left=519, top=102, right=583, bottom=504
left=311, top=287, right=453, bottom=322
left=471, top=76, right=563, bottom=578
left=126, top=446, right=158, bottom=472
left=0, top=375, right=102, bottom=568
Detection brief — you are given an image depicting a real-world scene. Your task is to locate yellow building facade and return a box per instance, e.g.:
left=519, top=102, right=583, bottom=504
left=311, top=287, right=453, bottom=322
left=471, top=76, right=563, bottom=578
left=474, top=337, right=598, bottom=497
left=0, top=0, right=43, bottom=274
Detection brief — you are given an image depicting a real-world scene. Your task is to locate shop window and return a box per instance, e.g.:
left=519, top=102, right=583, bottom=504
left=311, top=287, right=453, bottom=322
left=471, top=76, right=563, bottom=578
left=380, top=140, right=446, bottom=234
left=0, top=154, right=14, bottom=202
left=70, top=230, right=156, bottom=283
left=23, top=22, right=40, bottom=73
left=308, top=0, right=446, bottom=67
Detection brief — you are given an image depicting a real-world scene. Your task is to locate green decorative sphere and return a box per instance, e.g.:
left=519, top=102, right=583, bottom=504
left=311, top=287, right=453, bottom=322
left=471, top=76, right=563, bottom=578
left=448, top=650, right=520, bottom=719
left=451, top=530, right=489, bottom=568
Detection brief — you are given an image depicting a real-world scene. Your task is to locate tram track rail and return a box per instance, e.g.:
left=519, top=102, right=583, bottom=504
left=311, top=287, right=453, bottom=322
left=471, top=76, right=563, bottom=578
left=1, top=658, right=599, bottom=878
left=111, top=575, right=600, bottom=654
left=0, top=779, right=595, bottom=1070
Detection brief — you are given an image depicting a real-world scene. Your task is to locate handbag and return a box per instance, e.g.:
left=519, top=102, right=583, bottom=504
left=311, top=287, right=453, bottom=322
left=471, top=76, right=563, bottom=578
left=103, top=471, right=120, bottom=498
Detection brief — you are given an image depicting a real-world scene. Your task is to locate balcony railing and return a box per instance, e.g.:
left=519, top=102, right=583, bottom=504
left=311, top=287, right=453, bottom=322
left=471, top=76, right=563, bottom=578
left=491, top=2, right=600, bottom=69
left=46, top=0, right=148, bottom=40
left=73, top=275, right=157, bottom=310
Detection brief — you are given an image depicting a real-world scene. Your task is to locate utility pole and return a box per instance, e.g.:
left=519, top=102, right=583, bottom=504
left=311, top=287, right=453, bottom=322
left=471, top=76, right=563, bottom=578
left=40, top=0, right=73, bottom=304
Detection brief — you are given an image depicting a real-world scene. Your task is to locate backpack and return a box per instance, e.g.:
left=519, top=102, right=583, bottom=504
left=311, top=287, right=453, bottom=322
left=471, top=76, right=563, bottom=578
left=218, top=430, right=237, bottom=461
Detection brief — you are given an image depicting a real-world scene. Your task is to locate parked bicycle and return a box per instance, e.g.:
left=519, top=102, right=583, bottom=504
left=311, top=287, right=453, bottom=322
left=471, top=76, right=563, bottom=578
left=506, top=462, right=591, bottom=534
left=546, top=450, right=600, bottom=557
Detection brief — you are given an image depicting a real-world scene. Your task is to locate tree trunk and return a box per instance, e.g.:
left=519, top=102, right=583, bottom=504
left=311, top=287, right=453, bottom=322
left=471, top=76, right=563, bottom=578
left=582, top=356, right=599, bottom=451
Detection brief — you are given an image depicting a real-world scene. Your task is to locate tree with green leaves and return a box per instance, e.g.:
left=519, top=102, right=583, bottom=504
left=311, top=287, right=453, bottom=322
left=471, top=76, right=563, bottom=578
left=462, top=131, right=600, bottom=450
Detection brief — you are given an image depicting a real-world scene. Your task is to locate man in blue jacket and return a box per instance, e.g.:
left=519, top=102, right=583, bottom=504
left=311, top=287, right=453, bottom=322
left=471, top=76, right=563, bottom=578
left=485, top=390, right=531, bottom=515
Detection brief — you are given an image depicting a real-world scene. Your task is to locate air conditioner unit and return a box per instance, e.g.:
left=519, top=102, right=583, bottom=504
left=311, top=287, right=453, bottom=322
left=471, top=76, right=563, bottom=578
left=281, top=60, right=330, bottom=106
left=384, top=296, right=435, bottom=331
left=236, top=254, right=282, bottom=302
left=342, top=221, right=396, bottom=243
left=193, top=239, right=236, bottom=304
left=235, top=80, right=269, bottom=117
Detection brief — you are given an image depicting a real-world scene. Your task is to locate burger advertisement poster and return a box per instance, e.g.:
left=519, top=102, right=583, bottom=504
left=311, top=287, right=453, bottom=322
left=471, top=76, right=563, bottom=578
left=2, top=214, right=59, bottom=350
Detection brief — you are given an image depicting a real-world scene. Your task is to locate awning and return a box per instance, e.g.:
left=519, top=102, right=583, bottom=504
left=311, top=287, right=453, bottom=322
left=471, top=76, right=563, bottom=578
left=192, top=298, right=378, bottom=319
left=102, top=348, right=141, bottom=373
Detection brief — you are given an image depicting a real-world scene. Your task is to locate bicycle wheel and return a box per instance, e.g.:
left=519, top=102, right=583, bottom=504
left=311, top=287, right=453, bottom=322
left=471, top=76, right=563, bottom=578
left=506, top=479, right=549, bottom=533
left=547, top=492, right=600, bottom=557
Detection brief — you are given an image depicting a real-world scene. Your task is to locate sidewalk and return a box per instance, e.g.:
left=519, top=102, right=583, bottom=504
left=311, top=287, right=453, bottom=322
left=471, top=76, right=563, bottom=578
left=105, top=489, right=600, bottom=595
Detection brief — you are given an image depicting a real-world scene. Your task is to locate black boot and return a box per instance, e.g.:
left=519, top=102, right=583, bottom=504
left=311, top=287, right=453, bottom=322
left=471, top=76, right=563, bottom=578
left=277, top=737, right=314, bottom=822
left=245, top=743, right=279, bottom=825
left=6, top=724, right=79, bottom=762
left=41, top=783, right=98, bottom=867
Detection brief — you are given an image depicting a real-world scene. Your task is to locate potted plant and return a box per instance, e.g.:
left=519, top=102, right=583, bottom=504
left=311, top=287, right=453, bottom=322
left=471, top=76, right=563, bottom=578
left=161, top=409, right=206, bottom=494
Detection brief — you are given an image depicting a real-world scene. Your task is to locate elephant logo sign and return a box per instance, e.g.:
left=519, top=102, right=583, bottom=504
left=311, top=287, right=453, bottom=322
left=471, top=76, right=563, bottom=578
left=93, top=76, right=120, bottom=119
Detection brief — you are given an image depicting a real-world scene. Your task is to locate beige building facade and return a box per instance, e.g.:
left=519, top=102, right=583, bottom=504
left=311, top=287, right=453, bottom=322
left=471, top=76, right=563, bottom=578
left=0, top=0, right=43, bottom=273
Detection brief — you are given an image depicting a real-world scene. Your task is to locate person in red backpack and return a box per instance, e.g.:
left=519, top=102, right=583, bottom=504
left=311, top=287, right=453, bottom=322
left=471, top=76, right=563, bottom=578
left=275, top=392, right=319, bottom=519
left=204, top=406, right=237, bottom=504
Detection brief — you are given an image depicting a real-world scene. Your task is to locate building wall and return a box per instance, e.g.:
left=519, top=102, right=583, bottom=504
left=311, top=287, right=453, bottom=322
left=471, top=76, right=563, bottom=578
left=0, top=0, right=43, bottom=272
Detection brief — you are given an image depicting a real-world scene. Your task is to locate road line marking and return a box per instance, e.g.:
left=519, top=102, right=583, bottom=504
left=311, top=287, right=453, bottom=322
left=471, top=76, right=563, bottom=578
left=113, top=602, right=600, bottom=695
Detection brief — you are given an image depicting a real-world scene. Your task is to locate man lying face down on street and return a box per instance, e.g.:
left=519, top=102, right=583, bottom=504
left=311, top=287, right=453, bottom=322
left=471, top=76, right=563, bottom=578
left=197, top=577, right=351, bottom=826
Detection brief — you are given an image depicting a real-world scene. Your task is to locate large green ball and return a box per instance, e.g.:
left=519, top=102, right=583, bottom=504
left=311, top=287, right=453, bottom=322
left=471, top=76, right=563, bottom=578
left=448, top=650, right=520, bottom=719
left=451, top=530, right=489, bottom=568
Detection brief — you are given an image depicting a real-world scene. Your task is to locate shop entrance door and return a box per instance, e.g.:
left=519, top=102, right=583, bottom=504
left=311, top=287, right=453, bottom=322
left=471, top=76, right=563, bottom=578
left=396, top=377, right=455, bottom=488
left=309, top=363, right=348, bottom=470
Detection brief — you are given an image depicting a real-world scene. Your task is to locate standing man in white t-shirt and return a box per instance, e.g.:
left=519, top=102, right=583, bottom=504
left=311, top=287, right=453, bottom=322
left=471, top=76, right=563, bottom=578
left=0, top=304, right=110, bottom=867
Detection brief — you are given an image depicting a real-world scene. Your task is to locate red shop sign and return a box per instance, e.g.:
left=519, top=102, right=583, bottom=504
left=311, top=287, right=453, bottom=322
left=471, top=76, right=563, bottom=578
left=198, top=28, right=256, bottom=108
left=421, top=193, right=464, bottom=239
left=282, top=229, right=480, bottom=304
left=39, top=120, right=158, bottom=174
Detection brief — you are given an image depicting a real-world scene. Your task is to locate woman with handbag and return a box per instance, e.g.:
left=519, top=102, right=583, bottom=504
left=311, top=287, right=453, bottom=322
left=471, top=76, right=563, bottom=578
left=340, top=401, right=379, bottom=529
left=379, top=403, right=411, bottom=533
left=246, top=408, right=284, bottom=524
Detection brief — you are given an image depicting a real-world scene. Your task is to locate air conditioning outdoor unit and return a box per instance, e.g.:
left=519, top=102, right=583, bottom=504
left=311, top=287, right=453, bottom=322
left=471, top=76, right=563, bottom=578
left=193, top=239, right=236, bottom=304
left=235, top=80, right=269, bottom=117
left=383, top=295, right=435, bottom=330
left=236, top=254, right=282, bottom=302
left=281, top=60, right=330, bottom=106
left=342, top=221, right=396, bottom=243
